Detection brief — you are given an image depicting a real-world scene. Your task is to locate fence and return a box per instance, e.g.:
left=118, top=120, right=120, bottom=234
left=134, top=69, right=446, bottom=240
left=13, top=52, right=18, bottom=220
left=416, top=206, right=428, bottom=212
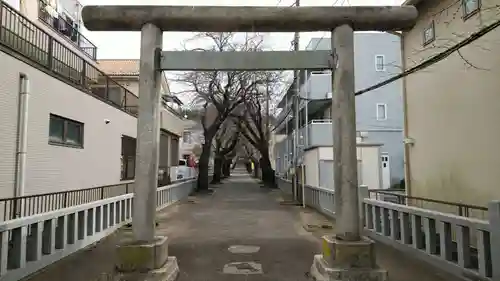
left=38, top=0, right=97, bottom=60
left=277, top=177, right=499, bottom=281
left=0, top=1, right=139, bottom=117
left=363, top=198, right=496, bottom=281
left=0, top=181, right=135, bottom=222
left=369, top=190, right=488, bottom=219
left=0, top=178, right=196, bottom=281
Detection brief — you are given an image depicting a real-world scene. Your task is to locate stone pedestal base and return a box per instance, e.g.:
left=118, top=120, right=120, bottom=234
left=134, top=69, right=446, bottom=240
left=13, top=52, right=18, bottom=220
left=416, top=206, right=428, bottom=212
left=310, top=236, right=387, bottom=281
left=114, top=236, right=179, bottom=281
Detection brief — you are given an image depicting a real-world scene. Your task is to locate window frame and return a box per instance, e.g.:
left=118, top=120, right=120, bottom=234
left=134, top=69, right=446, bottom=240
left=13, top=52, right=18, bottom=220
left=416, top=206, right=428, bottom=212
left=462, top=0, right=481, bottom=20
left=48, top=114, right=84, bottom=148
left=423, top=21, right=435, bottom=46
left=376, top=103, right=388, bottom=121
left=375, top=55, right=386, bottom=72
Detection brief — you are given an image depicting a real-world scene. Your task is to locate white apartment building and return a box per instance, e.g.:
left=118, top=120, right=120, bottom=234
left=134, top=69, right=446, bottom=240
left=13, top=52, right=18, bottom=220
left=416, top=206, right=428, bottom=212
left=0, top=0, right=184, bottom=197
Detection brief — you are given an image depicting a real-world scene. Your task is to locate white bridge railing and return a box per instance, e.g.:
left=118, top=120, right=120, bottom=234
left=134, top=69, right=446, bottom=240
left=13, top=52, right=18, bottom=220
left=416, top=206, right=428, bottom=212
left=0, top=178, right=196, bottom=281
left=277, top=177, right=500, bottom=281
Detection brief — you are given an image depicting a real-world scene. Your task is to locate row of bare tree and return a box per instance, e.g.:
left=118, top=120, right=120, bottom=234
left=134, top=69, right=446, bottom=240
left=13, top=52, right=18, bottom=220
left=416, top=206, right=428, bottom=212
left=175, top=32, right=282, bottom=191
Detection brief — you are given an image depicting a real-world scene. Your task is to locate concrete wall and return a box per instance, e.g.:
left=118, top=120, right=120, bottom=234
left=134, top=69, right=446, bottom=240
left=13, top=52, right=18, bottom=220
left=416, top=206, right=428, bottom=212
left=360, top=130, right=404, bottom=185
left=302, top=144, right=382, bottom=191
left=403, top=0, right=500, bottom=207
left=0, top=50, right=137, bottom=197
left=303, top=148, right=319, bottom=187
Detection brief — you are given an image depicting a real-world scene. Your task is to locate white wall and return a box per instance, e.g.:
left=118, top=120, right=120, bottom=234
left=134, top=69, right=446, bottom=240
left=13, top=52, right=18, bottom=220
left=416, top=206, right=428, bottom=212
left=160, top=109, right=183, bottom=137
left=302, top=144, right=382, bottom=191
left=357, top=144, right=383, bottom=190
left=0, top=51, right=137, bottom=197
left=303, top=149, right=319, bottom=187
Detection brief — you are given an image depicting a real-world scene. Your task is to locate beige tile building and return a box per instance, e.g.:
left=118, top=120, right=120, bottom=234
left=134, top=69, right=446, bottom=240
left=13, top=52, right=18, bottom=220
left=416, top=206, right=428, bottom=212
left=402, top=0, right=500, bottom=208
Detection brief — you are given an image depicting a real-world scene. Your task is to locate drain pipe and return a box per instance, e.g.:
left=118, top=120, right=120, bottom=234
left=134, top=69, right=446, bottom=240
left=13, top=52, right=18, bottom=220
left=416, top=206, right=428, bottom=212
left=15, top=74, right=29, bottom=202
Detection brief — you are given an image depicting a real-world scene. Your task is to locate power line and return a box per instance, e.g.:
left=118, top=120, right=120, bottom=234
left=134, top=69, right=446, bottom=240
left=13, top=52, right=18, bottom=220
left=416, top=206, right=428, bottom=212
left=271, top=106, right=294, bottom=132
left=311, top=0, right=346, bottom=50
left=356, top=17, right=500, bottom=96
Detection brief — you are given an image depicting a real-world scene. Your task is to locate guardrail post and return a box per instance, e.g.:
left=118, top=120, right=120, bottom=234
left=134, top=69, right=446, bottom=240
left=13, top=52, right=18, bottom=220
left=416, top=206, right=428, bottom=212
left=63, top=193, right=68, bottom=208
left=81, top=60, right=87, bottom=87
left=359, top=185, right=369, bottom=230
left=47, top=37, right=53, bottom=70
left=488, top=201, right=500, bottom=280
left=0, top=3, right=3, bottom=41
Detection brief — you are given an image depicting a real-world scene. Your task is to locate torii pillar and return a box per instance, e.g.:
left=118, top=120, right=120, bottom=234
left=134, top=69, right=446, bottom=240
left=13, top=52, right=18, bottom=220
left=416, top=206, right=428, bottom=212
left=82, top=5, right=417, bottom=280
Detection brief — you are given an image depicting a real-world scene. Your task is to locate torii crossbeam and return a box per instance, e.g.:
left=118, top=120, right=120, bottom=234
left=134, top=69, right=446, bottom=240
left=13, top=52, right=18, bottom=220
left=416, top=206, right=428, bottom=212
left=82, top=5, right=417, bottom=281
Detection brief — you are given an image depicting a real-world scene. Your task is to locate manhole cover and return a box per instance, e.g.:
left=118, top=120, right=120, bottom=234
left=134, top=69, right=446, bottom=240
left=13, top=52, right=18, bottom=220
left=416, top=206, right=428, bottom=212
left=223, top=262, right=263, bottom=274
left=228, top=245, right=260, bottom=254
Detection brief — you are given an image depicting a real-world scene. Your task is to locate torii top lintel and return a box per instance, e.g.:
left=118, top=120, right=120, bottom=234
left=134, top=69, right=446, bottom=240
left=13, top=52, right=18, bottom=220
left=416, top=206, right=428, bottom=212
left=81, top=5, right=418, bottom=32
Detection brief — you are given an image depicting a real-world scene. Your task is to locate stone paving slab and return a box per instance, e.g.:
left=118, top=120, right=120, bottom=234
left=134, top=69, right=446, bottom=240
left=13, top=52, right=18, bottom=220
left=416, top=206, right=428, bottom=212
left=25, top=170, right=463, bottom=281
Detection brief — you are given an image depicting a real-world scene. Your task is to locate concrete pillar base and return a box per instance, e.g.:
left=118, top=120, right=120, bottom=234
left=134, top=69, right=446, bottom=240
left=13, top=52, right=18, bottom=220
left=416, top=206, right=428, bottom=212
left=309, top=236, right=387, bottom=281
left=114, top=236, right=179, bottom=281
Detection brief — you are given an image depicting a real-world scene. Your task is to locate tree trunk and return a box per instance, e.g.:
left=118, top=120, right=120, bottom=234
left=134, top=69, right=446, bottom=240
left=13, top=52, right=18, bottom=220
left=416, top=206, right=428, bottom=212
left=245, top=162, right=252, bottom=174
left=259, top=147, right=277, bottom=188
left=197, top=140, right=212, bottom=191
left=211, top=155, right=223, bottom=184
left=253, top=161, right=260, bottom=178
left=260, top=156, right=276, bottom=188
left=223, top=158, right=232, bottom=178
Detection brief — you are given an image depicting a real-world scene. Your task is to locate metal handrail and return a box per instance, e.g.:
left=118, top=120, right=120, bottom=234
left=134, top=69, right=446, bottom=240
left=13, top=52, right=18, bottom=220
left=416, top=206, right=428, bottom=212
left=0, top=177, right=195, bottom=221
left=0, top=1, right=139, bottom=118
left=38, top=0, right=97, bottom=60
left=368, top=189, right=488, bottom=218
left=309, top=119, right=333, bottom=124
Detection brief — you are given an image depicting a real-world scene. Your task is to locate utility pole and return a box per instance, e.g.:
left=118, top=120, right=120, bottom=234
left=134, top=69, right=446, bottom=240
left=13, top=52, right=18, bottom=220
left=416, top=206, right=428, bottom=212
left=293, top=0, right=300, bottom=202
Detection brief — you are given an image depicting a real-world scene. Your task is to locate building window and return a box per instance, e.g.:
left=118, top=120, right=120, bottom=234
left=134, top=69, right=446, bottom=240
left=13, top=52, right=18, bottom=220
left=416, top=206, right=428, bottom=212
left=463, top=0, right=480, bottom=18
left=423, top=21, right=435, bottom=45
left=49, top=114, right=84, bottom=147
left=375, top=55, right=385, bottom=71
left=376, top=103, right=387, bottom=121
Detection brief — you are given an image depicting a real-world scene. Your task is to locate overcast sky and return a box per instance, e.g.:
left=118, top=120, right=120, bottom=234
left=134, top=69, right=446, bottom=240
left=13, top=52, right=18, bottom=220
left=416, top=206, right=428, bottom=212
left=78, top=0, right=404, bottom=104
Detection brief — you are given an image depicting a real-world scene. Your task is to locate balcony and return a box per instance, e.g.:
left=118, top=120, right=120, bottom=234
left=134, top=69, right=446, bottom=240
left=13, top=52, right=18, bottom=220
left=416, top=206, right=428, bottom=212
left=302, top=71, right=332, bottom=100
left=0, top=1, right=138, bottom=117
left=299, top=119, right=333, bottom=148
left=38, top=0, right=97, bottom=60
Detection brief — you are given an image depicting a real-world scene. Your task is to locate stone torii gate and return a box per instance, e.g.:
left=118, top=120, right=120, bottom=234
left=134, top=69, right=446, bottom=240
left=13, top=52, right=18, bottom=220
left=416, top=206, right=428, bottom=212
left=82, top=5, right=417, bottom=280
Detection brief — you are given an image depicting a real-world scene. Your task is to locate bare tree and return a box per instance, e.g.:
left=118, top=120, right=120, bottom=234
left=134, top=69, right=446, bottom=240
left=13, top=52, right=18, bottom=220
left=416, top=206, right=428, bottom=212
left=236, top=79, right=280, bottom=188
left=239, top=138, right=261, bottom=177
left=175, top=32, right=272, bottom=192
left=211, top=119, right=240, bottom=184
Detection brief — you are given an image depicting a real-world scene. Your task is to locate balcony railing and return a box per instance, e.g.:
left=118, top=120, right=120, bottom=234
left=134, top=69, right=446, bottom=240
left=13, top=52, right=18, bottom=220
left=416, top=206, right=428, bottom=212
left=37, top=0, right=97, bottom=60
left=0, top=1, right=139, bottom=117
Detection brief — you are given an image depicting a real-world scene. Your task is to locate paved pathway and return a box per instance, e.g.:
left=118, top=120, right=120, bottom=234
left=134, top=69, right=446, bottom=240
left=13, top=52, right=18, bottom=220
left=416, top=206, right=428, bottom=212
left=25, top=169, right=463, bottom=281
left=162, top=170, right=318, bottom=281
